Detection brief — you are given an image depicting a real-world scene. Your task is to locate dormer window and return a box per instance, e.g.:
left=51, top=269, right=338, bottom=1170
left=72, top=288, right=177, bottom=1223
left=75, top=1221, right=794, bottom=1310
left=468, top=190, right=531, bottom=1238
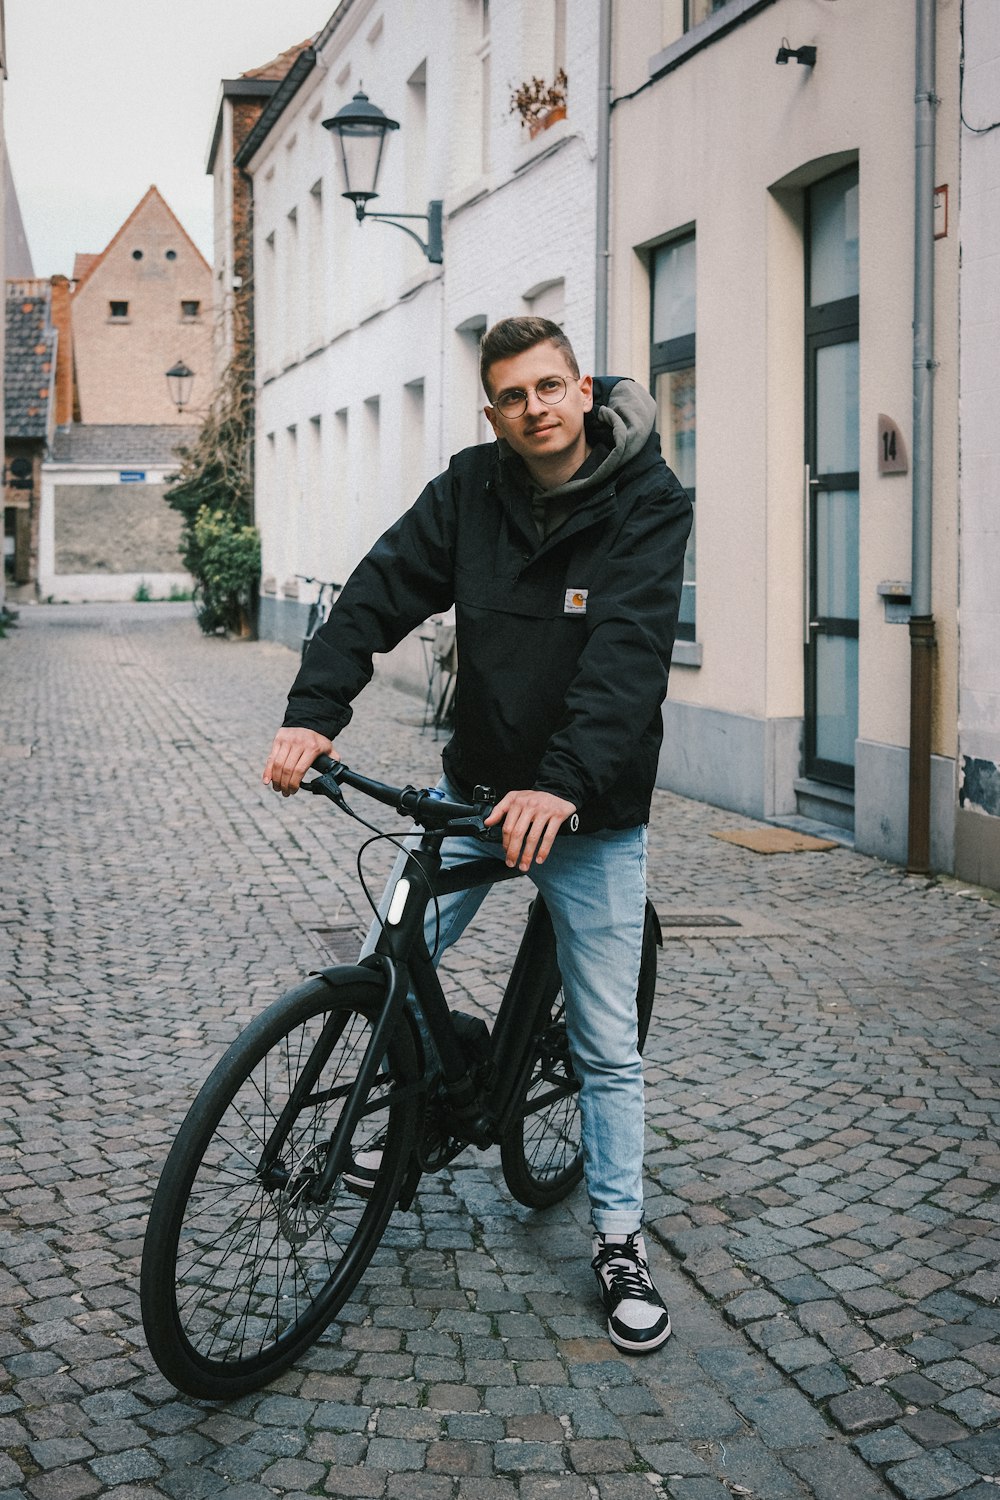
left=109, top=301, right=129, bottom=319
left=181, top=300, right=201, bottom=320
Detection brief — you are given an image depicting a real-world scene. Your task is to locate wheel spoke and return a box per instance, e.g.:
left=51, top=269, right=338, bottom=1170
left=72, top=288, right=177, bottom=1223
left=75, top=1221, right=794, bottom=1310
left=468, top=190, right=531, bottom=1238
left=141, top=981, right=417, bottom=1397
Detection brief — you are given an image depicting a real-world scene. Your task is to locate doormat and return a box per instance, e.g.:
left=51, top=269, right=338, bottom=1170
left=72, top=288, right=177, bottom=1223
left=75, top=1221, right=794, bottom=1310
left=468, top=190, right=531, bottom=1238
left=711, top=827, right=839, bottom=854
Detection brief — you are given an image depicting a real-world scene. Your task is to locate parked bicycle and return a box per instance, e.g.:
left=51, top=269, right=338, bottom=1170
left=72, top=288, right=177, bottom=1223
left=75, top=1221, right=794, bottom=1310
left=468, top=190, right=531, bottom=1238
left=297, top=575, right=341, bottom=664
left=140, top=756, right=660, bottom=1400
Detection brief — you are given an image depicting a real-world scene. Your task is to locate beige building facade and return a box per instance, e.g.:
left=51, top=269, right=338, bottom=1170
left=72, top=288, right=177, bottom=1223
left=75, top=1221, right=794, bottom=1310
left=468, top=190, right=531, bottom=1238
left=609, top=0, right=960, bottom=872
left=70, top=186, right=213, bottom=425
left=956, top=0, right=1000, bottom=888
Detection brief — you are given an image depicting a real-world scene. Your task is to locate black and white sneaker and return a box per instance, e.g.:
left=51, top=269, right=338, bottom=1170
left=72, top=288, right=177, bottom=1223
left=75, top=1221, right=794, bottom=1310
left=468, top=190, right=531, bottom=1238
left=341, top=1150, right=381, bottom=1198
left=592, top=1232, right=672, bottom=1354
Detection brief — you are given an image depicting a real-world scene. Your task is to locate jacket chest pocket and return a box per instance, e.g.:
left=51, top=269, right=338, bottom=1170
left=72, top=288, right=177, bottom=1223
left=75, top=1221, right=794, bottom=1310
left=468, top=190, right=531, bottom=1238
left=454, top=560, right=566, bottom=620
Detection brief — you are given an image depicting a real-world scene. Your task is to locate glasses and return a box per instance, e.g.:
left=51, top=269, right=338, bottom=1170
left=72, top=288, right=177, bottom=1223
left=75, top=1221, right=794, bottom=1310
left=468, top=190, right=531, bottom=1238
left=492, top=375, right=568, bottom=419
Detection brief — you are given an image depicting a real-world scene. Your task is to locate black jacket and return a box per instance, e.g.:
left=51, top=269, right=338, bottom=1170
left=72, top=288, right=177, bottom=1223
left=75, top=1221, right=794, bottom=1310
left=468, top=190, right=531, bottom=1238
left=284, top=376, right=692, bottom=831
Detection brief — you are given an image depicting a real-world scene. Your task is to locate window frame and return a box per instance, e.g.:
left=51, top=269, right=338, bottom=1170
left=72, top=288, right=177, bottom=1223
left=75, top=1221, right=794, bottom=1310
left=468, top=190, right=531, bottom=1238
left=650, top=235, right=697, bottom=643
left=684, top=0, right=730, bottom=32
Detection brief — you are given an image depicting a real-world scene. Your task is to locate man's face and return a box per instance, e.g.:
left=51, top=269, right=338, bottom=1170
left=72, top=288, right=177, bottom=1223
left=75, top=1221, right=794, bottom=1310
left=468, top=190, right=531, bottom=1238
left=484, top=341, right=593, bottom=470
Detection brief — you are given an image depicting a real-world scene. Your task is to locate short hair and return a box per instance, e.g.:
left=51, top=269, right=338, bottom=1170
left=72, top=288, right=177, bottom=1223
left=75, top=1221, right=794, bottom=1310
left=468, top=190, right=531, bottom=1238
left=480, top=316, right=580, bottom=398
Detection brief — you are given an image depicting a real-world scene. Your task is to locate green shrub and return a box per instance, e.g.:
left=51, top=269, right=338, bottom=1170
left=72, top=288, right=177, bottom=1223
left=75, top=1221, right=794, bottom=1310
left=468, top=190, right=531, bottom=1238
left=133, top=579, right=153, bottom=602
left=187, top=508, right=261, bottom=635
left=165, top=350, right=259, bottom=636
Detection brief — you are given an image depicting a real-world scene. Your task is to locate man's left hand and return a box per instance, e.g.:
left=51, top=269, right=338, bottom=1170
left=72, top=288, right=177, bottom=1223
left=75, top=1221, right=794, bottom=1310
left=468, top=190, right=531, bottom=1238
left=484, top=789, right=577, bottom=871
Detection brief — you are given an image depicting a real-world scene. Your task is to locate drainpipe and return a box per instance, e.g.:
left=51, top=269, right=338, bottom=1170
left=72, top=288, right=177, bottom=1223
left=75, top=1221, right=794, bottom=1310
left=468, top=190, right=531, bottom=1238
left=907, top=0, right=938, bottom=874
left=594, top=0, right=612, bottom=372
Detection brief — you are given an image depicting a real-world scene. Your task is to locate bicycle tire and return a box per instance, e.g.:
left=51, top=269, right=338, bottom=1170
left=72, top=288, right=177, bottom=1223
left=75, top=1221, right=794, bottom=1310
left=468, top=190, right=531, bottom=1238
left=500, top=900, right=659, bottom=1210
left=141, top=972, right=418, bottom=1399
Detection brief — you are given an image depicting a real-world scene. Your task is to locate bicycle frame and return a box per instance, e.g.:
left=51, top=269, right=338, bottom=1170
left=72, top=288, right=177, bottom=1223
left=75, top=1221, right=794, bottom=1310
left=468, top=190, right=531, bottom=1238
left=303, top=826, right=568, bottom=1205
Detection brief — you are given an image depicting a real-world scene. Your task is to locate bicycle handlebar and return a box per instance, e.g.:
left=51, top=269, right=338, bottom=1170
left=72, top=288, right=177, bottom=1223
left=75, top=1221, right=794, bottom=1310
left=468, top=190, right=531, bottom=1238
left=307, top=754, right=499, bottom=837
left=306, top=754, right=580, bottom=840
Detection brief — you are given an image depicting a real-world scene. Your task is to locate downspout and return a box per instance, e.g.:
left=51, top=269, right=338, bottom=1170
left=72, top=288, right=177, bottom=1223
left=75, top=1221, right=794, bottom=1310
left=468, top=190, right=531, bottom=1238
left=594, top=0, right=612, bottom=372
left=907, top=0, right=938, bottom=873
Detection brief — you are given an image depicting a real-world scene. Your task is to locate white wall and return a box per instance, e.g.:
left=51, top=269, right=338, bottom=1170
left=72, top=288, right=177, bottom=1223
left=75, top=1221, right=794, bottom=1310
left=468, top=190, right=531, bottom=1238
left=246, top=0, right=598, bottom=626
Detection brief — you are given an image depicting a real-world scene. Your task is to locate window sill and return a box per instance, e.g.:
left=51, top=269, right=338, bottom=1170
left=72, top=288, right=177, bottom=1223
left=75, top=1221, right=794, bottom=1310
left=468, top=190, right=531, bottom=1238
left=446, top=173, right=492, bottom=218
left=672, top=639, right=702, bottom=667
left=649, top=0, right=779, bottom=82
left=513, top=114, right=574, bottom=175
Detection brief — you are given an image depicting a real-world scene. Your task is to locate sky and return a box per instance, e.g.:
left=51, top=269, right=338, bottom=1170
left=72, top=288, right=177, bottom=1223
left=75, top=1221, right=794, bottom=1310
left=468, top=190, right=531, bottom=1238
left=4, top=0, right=337, bottom=279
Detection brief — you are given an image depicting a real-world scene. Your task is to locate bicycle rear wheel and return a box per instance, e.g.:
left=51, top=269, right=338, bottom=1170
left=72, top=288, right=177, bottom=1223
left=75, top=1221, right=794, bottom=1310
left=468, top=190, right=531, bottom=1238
left=141, top=973, right=418, bottom=1399
left=500, top=900, right=659, bottom=1210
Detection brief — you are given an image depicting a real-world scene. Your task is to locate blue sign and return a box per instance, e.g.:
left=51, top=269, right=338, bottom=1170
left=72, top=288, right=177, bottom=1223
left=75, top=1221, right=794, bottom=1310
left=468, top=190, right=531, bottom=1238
left=119, top=470, right=146, bottom=483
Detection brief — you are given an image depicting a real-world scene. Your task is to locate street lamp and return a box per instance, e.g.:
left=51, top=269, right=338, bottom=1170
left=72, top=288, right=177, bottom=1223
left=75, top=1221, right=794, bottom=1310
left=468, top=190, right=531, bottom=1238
left=165, top=360, right=194, bottom=413
left=322, top=90, right=443, bottom=263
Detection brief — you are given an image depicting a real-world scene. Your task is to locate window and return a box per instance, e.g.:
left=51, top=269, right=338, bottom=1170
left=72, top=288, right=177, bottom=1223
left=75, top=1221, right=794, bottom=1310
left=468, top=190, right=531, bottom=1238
left=651, top=235, right=696, bottom=640
left=181, top=300, right=201, bottom=320
left=285, top=208, right=300, bottom=361
left=362, top=395, right=382, bottom=544
left=456, top=315, right=491, bottom=446
left=308, top=181, right=325, bottom=339
left=523, top=0, right=566, bottom=87
left=804, top=167, right=860, bottom=785
left=403, top=379, right=427, bottom=496
left=480, top=1, right=491, bottom=174
left=131, top=249, right=143, bottom=261
left=454, top=2, right=491, bottom=187
left=109, top=301, right=129, bottom=319
left=685, top=0, right=729, bottom=29
left=524, top=278, right=565, bottom=325
left=406, top=61, right=429, bottom=216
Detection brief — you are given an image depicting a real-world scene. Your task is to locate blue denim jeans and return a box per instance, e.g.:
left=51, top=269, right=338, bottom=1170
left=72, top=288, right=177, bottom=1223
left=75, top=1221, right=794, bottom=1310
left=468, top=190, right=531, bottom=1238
left=361, top=779, right=647, bottom=1235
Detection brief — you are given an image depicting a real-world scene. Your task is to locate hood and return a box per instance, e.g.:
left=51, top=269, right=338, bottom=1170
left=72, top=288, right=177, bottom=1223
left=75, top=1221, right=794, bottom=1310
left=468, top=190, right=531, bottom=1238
left=498, top=375, right=658, bottom=504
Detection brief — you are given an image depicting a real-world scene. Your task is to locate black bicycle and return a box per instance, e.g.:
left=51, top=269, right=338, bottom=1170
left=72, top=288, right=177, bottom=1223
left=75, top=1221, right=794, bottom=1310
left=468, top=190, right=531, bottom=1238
left=298, top=576, right=341, bottom=664
left=140, top=758, right=660, bottom=1400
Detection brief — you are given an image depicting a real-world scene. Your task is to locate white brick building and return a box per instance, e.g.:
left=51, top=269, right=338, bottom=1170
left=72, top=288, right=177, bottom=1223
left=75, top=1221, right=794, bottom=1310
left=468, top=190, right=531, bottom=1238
left=233, top=0, right=599, bottom=663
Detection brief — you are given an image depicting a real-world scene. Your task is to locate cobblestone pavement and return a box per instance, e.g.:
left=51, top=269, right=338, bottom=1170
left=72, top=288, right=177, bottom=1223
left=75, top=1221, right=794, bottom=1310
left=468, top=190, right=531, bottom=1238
left=2, top=603, right=998, bottom=1500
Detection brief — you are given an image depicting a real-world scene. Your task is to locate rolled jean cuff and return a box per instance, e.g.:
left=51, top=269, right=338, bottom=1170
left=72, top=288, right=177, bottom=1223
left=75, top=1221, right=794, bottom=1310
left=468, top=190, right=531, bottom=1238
left=592, top=1212, right=644, bottom=1237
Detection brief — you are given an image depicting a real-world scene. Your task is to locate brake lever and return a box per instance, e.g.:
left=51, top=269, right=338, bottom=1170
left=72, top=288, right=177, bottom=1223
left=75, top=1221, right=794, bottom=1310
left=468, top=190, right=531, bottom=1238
left=305, top=768, right=348, bottom=805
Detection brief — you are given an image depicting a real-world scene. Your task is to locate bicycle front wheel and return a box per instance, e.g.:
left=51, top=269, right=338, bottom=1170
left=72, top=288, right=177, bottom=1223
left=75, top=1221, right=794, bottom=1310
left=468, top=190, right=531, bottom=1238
left=141, top=973, right=418, bottom=1399
left=500, top=900, right=659, bottom=1210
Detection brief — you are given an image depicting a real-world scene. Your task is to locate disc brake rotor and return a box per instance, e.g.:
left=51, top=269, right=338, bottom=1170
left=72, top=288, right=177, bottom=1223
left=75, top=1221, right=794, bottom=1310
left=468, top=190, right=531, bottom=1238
left=275, top=1144, right=338, bottom=1247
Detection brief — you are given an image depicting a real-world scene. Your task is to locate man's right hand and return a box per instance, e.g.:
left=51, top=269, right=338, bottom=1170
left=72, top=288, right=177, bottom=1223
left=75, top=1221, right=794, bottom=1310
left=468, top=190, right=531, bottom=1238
left=263, top=727, right=336, bottom=796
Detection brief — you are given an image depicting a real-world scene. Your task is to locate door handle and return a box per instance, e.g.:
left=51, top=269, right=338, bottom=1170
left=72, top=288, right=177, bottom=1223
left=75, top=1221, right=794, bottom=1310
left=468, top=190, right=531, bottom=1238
left=804, top=465, right=812, bottom=644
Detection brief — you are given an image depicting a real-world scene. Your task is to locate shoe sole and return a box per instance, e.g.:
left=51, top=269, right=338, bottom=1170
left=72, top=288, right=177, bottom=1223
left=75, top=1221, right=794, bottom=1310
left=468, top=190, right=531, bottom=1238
left=341, top=1170, right=376, bottom=1199
left=607, top=1315, right=672, bottom=1354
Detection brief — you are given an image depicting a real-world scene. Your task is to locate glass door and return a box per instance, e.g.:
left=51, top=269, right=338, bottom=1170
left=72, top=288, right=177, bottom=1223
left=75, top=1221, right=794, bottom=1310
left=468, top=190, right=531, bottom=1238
left=805, top=169, right=859, bottom=788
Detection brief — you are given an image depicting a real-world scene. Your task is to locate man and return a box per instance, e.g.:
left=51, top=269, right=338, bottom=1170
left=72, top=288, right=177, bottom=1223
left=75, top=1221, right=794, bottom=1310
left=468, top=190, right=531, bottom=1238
left=264, top=316, right=692, bottom=1353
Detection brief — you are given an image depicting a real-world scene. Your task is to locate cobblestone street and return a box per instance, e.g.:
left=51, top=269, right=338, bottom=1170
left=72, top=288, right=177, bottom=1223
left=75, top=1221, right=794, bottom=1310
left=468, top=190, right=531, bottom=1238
left=2, top=603, right=998, bottom=1500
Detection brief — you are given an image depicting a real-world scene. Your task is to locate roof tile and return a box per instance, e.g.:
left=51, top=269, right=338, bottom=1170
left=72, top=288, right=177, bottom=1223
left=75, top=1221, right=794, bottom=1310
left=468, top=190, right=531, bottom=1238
left=6, top=280, right=58, bottom=439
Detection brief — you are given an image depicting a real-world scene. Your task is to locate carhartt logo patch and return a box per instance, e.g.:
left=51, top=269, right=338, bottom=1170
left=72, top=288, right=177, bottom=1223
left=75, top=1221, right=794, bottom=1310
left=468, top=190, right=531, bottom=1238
left=564, top=588, right=588, bottom=615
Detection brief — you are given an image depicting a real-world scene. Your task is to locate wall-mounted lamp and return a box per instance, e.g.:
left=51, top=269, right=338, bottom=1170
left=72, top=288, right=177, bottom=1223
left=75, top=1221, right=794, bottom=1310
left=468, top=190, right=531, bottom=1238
left=165, top=360, right=194, bottom=413
left=322, top=89, right=443, bottom=263
left=776, top=39, right=817, bottom=66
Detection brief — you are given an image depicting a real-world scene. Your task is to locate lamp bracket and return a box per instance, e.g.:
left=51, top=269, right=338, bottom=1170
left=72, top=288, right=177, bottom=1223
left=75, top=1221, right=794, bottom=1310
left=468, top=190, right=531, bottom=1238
left=351, top=199, right=443, bottom=263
